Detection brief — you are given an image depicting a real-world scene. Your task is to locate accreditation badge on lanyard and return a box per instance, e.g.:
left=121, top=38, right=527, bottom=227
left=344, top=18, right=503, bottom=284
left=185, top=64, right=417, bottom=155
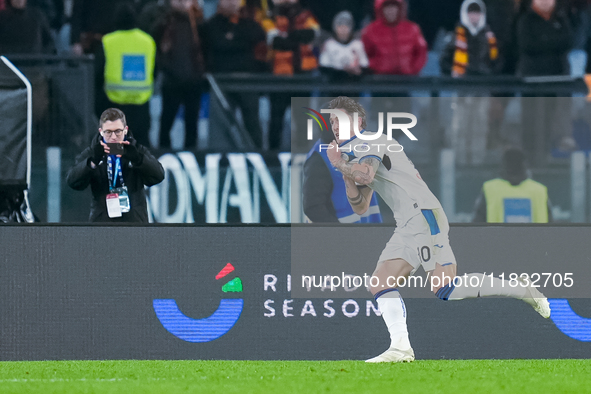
left=106, top=156, right=131, bottom=218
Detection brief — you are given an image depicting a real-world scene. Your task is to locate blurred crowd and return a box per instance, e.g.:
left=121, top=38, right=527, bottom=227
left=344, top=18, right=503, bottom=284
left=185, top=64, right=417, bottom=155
left=3, top=0, right=590, bottom=75
left=0, top=0, right=590, bottom=153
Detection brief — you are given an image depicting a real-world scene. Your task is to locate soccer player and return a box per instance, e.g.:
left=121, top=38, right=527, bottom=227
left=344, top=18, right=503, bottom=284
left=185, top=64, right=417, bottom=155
left=323, top=96, right=550, bottom=363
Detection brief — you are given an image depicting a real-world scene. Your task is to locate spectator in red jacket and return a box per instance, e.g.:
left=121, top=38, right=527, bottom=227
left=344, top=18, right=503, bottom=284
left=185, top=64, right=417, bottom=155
left=362, top=0, right=428, bottom=75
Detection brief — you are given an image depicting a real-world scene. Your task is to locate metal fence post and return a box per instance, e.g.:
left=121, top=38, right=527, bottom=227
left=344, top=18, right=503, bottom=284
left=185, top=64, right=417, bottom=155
left=46, top=147, right=61, bottom=223
left=440, top=149, right=456, bottom=222
left=570, top=151, right=586, bottom=223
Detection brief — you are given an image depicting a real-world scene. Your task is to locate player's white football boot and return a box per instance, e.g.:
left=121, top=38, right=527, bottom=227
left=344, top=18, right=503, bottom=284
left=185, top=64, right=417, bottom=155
left=519, top=277, right=551, bottom=318
left=365, top=347, right=415, bottom=363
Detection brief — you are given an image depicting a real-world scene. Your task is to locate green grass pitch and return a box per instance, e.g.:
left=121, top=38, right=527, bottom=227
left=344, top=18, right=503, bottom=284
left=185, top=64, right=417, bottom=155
left=0, top=360, right=589, bottom=394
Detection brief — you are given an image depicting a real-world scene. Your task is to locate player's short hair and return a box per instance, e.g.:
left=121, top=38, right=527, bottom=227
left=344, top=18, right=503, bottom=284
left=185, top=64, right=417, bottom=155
left=99, top=108, right=127, bottom=129
left=328, top=96, right=367, bottom=129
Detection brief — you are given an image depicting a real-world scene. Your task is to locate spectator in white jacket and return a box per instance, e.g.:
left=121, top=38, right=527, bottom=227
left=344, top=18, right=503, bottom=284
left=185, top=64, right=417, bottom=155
left=319, top=10, right=369, bottom=96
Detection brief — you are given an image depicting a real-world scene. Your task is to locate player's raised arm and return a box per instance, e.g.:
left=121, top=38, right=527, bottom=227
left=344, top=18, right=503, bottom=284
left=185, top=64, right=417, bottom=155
left=326, top=142, right=379, bottom=185
left=343, top=176, right=374, bottom=215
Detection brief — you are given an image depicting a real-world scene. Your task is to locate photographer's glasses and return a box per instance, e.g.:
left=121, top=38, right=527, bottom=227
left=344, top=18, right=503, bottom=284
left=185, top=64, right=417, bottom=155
left=102, top=129, right=125, bottom=137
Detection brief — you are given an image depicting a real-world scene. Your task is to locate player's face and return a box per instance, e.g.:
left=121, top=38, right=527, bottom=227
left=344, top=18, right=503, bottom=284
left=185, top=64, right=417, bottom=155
left=100, top=120, right=127, bottom=143
left=330, top=112, right=344, bottom=144
left=330, top=109, right=359, bottom=144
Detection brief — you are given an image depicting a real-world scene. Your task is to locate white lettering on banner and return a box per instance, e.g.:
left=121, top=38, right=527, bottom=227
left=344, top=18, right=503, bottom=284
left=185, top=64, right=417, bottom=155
left=247, top=154, right=288, bottom=223
left=301, top=300, right=317, bottom=316
left=366, top=300, right=381, bottom=317
left=262, top=274, right=381, bottom=319
left=148, top=152, right=289, bottom=223
left=264, top=300, right=275, bottom=317
left=264, top=274, right=277, bottom=292
left=221, top=154, right=253, bottom=223
left=152, top=154, right=190, bottom=223
left=177, top=152, right=220, bottom=223
left=283, top=299, right=294, bottom=317
left=265, top=299, right=381, bottom=318
left=278, top=153, right=291, bottom=214
left=324, top=300, right=335, bottom=318
left=342, top=299, right=360, bottom=318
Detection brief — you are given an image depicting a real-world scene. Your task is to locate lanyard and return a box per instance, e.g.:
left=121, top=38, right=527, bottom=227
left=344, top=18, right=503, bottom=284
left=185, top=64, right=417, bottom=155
left=107, top=156, right=125, bottom=190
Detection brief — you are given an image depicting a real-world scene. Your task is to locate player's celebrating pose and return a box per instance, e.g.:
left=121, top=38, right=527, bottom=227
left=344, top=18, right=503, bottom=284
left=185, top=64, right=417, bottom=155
left=324, top=96, right=550, bottom=363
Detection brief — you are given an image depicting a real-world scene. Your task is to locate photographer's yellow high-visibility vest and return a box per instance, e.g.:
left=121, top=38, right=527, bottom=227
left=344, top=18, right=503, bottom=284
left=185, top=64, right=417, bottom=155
left=483, top=178, right=548, bottom=223
left=103, top=29, right=156, bottom=105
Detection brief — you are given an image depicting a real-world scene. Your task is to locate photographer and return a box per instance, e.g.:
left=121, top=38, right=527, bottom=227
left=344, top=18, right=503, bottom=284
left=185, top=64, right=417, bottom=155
left=67, top=108, right=164, bottom=222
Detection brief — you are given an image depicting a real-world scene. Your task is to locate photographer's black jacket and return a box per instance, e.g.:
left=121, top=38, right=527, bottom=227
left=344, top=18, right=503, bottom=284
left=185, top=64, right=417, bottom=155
left=67, top=135, right=165, bottom=222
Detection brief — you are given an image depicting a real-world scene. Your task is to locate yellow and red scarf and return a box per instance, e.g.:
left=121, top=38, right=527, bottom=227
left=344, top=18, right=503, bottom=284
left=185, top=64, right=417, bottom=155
left=452, top=25, right=498, bottom=77
left=262, top=10, right=319, bottom=75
